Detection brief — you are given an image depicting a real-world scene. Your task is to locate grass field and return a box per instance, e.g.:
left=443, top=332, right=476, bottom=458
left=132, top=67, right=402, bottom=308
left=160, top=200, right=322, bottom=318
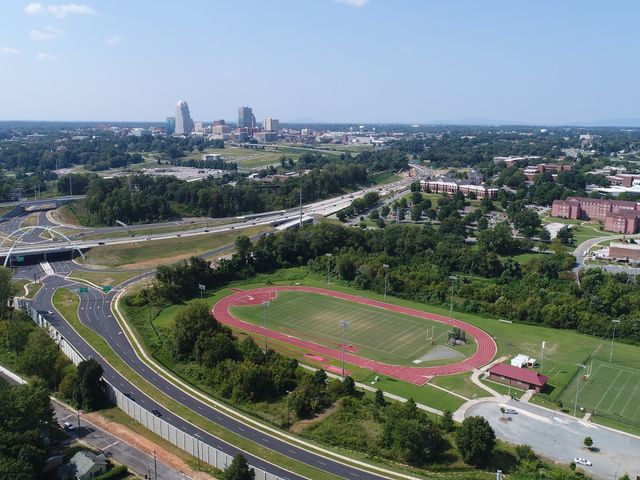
left=79, top=225, right=270, bottom=268
left=559, top=357, right=640, bottom=425
left=229, top=290, right=476, bottom=366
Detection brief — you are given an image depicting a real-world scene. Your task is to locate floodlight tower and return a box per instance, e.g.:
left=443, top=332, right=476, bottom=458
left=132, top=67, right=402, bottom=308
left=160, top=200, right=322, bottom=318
left=339, top=320, right=350, bottom=379
left=573, top=363, right=587, bottom=417
left=609, top=319, right=621, bottom=363
left=448, top=275, right=458, bottom=318
left=325, top=253, right=332, bottom=287
left=263, top=301, right=270, bottom=352
left=383, top=264, right=389, bottom=302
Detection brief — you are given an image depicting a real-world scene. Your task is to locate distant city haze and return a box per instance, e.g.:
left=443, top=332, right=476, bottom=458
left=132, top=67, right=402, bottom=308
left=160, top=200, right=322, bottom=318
left=1, top=0, right=639, bottom=125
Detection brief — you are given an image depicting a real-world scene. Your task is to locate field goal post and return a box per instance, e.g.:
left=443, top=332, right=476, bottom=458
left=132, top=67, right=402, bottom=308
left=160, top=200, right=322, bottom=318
left=426, top=326, right=435, bottom=345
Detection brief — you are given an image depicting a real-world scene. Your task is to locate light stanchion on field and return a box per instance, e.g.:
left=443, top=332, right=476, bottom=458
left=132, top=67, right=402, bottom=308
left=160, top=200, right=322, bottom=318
left=383, top=264, right=389, bottom=302
left=263, top=301, right=270, bottom=352
left=609, top=319, right=621, bottom=363
left=448, top=275, right=457, bottom=317
left=326, top=253, right=332, bottom=287
left=339, top=320, right=350, bottom=379
left=573, top=363, right=587, bottom=417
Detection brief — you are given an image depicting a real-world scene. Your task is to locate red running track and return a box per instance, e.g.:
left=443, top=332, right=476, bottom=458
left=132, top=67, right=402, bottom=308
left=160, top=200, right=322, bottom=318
left=213, top=286, right=497, bottom=385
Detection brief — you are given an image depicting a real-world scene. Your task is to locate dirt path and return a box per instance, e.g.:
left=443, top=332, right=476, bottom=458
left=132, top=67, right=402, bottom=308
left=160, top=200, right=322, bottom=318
left=83, top=412, right=214, bottom=480
left=289, top=399, right=342, bottom=434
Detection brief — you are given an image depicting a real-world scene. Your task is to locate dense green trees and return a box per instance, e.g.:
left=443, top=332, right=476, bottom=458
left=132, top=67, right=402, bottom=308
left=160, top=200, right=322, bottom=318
left=58, top=359, right=105, bottom=410
left=222, top=454, right=255, bottom=480
left=0, top=379, right=54, bottom=480
left=455, top=416, right=495, bottom=466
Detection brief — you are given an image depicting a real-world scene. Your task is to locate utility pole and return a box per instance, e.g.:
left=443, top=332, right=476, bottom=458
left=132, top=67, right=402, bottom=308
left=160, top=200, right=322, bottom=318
left=540, top=341, right=546, bottom=375
left=448, top=275, right=457, bottom=317
left=573, top=363, right=587, bottom=416
left=383, top=264, right=389, bottom=302
left=609, top=319, right=621, bottom=363
left=299, top=186, right=303, bottom=227
left=263, top=301, right=270, bottom=352
left=153, top=449, right=158, bottom=480
left=339, top=320, right=350, bottom=379
left=76, top=410, right=81, bottom=438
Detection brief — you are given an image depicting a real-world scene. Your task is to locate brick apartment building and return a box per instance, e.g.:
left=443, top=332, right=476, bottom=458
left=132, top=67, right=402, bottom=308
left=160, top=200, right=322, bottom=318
left=551, top=196, right=640, bottom=234
left=523, top=163, right=572, bottom=181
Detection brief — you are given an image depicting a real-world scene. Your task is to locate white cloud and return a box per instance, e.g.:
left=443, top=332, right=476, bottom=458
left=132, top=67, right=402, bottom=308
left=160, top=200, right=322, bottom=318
left=30, top=26, right=65, bottom=40
left=36, top=52, right=58, bottom=61
left=334, top=0, right=369, bottom=7
left=0, top=47, right=20, bottom=55
left=104, top=36, right=123, bottom=45
left=48, top=3, right=97, bottom=18
left=25, top=3, right=45, bottom=14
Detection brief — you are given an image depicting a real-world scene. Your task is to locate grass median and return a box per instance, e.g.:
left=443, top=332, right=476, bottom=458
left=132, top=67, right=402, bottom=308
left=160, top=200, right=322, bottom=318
left=51, top=287, right=343, bottom=480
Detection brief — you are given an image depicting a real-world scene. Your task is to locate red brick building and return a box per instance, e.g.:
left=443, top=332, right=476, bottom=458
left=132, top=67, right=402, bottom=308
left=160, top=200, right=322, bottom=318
left=488, top=363, right=548, bottom=392
left=421, top=179, right=499, bottom=199
left=551, top=196, right=640, bottom=234
left=523, top=163, right=572, bottom=181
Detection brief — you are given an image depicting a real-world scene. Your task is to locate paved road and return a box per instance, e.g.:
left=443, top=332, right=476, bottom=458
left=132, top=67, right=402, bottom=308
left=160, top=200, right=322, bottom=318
left=27, top=268, right=390, bottom=480
left=467, top=399, right=640, bottom=480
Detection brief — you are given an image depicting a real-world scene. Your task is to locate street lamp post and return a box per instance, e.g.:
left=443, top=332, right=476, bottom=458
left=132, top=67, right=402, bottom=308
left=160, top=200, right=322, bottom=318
left=153, top=449, right=158, bottom=480
left=263, top=301, right=270, bottom=352
left=76, top=410, right=82, bottom=438
left=609, top=319, right=621, bottom=363
left=448, top=275, right=457, bottom=318
left=339, top=320, right=350, bottom=379
left=383, top=264, right=389, bottom=302
left=573, top=363, right=587, bottom=417
left=326, top=253, right=332, bottom=287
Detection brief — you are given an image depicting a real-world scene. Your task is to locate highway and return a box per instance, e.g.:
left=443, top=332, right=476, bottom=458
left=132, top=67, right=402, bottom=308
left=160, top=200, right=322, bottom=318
left=0, top=179, right=411, bottom=259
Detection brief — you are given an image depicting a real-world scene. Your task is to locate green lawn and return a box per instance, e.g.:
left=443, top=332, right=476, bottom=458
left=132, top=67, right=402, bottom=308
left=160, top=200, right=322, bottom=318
left=369, top=171, right=400, bottom=185
left=230, top=290, right=476, bottom=366
left=68, top=270, right=144, bottom=288
left=79, top=225, right=271, bottom=268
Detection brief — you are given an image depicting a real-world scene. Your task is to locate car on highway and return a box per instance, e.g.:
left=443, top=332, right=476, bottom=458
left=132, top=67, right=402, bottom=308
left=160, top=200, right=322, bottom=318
left=47, top=310, right=54, bottom=315
left=123, top=393, right=135, bottom=402
left=151, top=409, right=162, bottom=417
left=574, top=457, right=592, bottom=467
left=505, top=408, right=518, bottom=414
left=63, top=421, right=74, bottom=430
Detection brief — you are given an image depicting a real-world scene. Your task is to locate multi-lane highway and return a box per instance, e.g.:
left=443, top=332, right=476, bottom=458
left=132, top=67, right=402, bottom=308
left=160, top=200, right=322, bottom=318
left=0, top=179, right=411, bottom=260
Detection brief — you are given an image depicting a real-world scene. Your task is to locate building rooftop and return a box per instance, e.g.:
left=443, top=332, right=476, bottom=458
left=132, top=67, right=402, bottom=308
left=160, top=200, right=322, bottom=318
left=489, top=362, right=548, bottom=387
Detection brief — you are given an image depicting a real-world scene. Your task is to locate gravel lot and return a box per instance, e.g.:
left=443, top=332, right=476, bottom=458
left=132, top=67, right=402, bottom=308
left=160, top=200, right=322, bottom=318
left=467, top=399, right=640, bottom=480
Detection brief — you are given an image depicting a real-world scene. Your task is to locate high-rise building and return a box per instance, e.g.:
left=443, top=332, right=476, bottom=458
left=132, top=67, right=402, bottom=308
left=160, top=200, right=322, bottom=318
left=238, top=106, right=254, bottom=129
left=263, top=117, right=280, bottom=132
left=166, top=116, right=175, bottom=135
left=175, top=100, right=194, bottom=135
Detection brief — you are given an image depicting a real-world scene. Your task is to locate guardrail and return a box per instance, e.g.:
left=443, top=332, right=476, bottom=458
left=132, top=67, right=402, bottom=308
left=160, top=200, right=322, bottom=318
left=12, top=298, right=285, bottom=480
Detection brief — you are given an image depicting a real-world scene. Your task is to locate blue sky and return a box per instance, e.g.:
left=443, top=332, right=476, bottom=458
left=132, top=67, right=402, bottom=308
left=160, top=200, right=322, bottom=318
left=1, top=0, right=639, bottom=124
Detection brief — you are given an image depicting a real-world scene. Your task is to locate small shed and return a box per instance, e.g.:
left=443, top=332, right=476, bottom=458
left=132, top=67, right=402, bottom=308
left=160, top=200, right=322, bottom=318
left=489, top=363, right=548, bottom=392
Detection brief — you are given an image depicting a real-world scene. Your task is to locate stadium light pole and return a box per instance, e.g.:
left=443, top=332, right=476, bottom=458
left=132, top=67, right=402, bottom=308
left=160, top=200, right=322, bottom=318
left=383, top=264, right=389, bottom=302
left=609, top=319, right=621, bottom=363
left=448, top=275, right=458, bottom=318
left=339, top=320, right=350, bottom=379
left=263, top=301, right=270, bottom=352
left=573, top=363, right=587, bottom=417
left=326, top=253, right=332, bottom=287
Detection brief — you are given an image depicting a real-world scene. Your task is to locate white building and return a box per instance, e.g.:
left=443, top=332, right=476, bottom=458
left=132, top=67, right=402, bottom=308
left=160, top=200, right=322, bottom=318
left=175, top=100, right=194, bottom=135
left=263, top=117, right=280, bottom=132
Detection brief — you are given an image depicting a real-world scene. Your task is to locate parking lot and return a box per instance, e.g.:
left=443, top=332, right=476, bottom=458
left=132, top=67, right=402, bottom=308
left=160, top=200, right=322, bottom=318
left=467, top=400, right=640, bottom=480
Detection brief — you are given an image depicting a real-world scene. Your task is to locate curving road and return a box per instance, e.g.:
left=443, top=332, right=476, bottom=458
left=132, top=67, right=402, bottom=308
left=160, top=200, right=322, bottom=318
left=26, top=264, right=394, bottom=480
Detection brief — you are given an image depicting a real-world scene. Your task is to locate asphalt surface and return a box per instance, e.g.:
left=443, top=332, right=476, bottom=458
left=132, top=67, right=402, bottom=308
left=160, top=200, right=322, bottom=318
left=467, top=399, right=640, bottom=480
left=26, top=264, right=390, bottom=480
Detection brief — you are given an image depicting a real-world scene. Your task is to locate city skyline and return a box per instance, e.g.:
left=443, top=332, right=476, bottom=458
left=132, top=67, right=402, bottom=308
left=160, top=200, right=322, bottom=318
left=1, top=0, right=639, bottom=125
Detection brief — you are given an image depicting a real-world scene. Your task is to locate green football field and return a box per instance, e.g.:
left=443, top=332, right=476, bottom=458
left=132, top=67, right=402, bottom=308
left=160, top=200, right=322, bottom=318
left=229, top=291, right=476, bottom=366
left=559, top=358, right=640, bottom=426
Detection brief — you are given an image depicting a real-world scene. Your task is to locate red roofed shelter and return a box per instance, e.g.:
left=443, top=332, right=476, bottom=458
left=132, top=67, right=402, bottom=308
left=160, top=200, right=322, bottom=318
left=488, top=363, right=548, bottom=392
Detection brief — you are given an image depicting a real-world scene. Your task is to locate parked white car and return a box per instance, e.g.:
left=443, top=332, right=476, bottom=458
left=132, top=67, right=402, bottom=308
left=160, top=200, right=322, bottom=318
left=574, top=457, right=592, bottom=467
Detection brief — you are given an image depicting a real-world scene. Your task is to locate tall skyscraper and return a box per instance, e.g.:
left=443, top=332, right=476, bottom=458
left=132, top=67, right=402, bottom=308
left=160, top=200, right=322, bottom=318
left=238, top=106, right=254, bottom=129
left=175, top=100, right=194, bottom=135
left=263, top=117, right=280, bottom=132
left=166, top=116, right=175, bottom=135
